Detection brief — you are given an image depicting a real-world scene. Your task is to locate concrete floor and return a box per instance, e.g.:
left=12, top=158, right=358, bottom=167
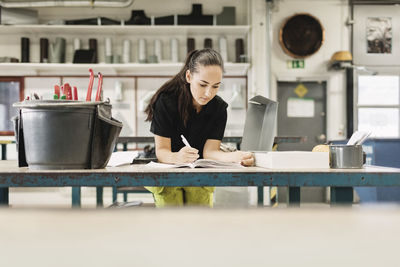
left=7, top=187, right=339, bottom=209
left=9, top=187, right=156, bottom=208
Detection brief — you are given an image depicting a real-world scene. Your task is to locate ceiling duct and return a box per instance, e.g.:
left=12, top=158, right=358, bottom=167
left=350, top=0, right=400, bottom=4
left=0, top=0, right=134, bottom=8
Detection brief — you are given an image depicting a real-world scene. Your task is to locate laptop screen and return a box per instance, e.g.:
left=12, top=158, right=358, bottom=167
left=240, top=95, right=278, bottom=152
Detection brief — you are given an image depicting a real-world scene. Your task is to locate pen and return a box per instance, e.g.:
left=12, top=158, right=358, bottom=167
left=180, top=135, right=192, bottom=148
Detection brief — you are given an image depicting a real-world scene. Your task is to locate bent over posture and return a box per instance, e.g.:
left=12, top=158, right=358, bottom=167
left=145, top=48, right=254, bottom=207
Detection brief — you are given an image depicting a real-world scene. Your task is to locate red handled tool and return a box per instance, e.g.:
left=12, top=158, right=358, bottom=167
left=64, top=83, right=73, bottom=100
left=60, top=85, right=66, bottom=99
left=54, top=85, right=60, bottom=99
left=73, top=86, right=78, bottom=100
left=95, top=72, right=103, bottom=101
left=86, top=68, right=94, bottom=101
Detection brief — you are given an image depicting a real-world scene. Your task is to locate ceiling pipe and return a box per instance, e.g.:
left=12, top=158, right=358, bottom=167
left=0, top=0, right=134, bottom=8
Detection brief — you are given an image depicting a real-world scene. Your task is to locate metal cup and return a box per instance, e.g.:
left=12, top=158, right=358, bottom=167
left=329, top=145, right=363, bottom=169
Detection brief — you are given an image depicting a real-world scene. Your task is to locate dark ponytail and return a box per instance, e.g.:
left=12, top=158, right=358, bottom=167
left=145, top=48, right=224, bottom=127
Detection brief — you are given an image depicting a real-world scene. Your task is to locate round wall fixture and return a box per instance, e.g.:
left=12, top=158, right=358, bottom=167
left=279, top=13, right=324, bottom=58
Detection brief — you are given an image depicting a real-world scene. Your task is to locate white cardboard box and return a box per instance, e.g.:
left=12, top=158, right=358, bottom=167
left=254, top=151, right=329, bottom=169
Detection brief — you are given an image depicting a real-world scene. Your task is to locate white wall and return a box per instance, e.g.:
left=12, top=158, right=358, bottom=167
left=266, top=0, right=350, bottom=140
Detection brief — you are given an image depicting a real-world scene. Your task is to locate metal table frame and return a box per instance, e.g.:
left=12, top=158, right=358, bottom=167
left=0, top=137, right=305, bottom=205
left=1, top=161, right=400, bottom=207
left=113, top=136, right=305, bottom=205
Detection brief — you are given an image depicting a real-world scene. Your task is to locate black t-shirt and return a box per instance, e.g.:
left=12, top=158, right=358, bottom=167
left=150, top=91, right=228, bottom=158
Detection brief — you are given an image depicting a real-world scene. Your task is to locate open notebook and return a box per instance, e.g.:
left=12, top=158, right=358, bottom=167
left=146, top=159, right=245, bottom=169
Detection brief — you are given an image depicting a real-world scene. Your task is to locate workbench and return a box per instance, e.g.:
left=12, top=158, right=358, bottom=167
left=1, top=160, right=400, bottom=207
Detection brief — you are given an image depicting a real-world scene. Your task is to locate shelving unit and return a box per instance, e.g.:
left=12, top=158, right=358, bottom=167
left=0, top=24, right=250, bottom=76
left=0, top=25, right=250, bottom=36
left=0, top=62, right=250, bottom=76
left=0, top=22, right=250, bottom=138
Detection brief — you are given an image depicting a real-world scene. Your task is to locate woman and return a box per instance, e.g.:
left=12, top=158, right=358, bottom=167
left=145, top=48, right=254, bottom=207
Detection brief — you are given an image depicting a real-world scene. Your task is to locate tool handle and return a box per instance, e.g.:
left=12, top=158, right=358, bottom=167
left=73, top=86, right=78, bottom=101
left=86, top=68, right=94, bottom=101
left=54, top=85, right=60, bottom=98
left=64, top=83, right=73, bottom=100
left=95, top=72, right=103, bottom=101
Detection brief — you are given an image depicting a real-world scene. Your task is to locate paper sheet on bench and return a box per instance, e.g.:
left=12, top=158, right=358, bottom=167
left=107, top=151, right=139, bottom=167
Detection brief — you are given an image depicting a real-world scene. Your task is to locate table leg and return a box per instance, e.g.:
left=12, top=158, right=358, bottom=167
left=112, top=186, right=118, bottom=203
left=96, top=187, right=103, bottom=207
left=330, top=187, right=353, bottom=206
left=0, top=188, right=9, bottom=206
left=257, top=186, right=264, bottom=207
left=72, top=187, right=81, bottom=207
left=287, top=187, right=300, bottom=207
left=1, top=144, right=6, bottom=160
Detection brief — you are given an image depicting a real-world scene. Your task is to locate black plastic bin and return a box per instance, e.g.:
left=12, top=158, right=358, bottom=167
left=13, top=100, right=122, bottom=170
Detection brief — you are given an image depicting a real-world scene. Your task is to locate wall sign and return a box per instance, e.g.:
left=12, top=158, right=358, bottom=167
left=287, top=97, right=315, bottom=118
left=287, top=60, right=305, bottom=69
left=294, top=83, right=308, bottom=98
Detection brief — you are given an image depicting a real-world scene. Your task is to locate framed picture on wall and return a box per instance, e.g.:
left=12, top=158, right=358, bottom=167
left=366, top=17, right=392, bottom=54
left=0, top=77, right=24, bottom=136
left=353, top=5, right=400, bottom=66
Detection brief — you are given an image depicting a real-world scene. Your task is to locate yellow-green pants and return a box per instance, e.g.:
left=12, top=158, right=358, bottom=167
left=145, top=187, right=214, bottom=207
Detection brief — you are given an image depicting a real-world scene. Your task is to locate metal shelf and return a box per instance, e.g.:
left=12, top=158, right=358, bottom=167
left=0, top=25, right=250, bottom=36
left=0, top=62, right=250, bottom=76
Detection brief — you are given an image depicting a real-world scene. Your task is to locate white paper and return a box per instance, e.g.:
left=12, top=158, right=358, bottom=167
left=107, top=151, right=139, bottom=167
left=145, top=160, right=244, bottom=169
left=145, top=161, right=180, bottom=169
left=347, top=131, right=372, bottom=145
left=287, top=98, right=315, bottom=118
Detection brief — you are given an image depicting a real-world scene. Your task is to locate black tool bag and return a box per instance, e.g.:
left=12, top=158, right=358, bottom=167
left=90, top=103, right=123, bottom=169
left=13, top=102, right=122, bottom=169
left=12, top=111, right=28, bottom=167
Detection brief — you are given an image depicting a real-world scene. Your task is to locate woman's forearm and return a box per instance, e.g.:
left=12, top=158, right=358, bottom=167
left=155, top=148, right=178, bottom=164
left=203, top=150, right=241, bottom=163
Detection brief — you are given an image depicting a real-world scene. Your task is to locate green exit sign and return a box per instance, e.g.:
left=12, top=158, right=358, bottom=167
left=287, top=60, right=305, bottom=69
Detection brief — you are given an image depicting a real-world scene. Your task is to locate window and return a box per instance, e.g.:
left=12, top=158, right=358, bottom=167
left=357, top=75, right=400, bottom=137
left=0, top=78, right=23, bottom=135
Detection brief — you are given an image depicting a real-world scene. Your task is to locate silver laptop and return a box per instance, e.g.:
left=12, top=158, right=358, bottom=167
left=240, top=95, right=278, bottom=152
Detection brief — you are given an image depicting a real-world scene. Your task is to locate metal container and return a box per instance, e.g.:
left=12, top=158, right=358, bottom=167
left=329, top=145, right=363, bottom=169
left=13, top=100, right=122, bottom=170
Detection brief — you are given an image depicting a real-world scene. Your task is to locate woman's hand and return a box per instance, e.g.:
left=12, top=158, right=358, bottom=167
left=235, top=151, right=254, bottom=166
left=175, top=146, right=199, bottom=163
